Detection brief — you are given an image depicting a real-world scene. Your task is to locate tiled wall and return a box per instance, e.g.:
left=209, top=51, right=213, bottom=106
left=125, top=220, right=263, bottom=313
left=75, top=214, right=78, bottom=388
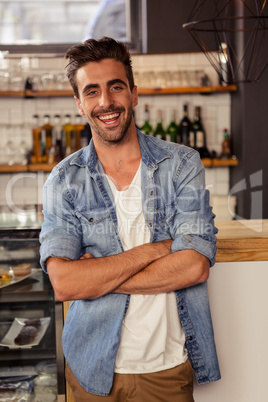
left=0, top=52, right=235, bottom=220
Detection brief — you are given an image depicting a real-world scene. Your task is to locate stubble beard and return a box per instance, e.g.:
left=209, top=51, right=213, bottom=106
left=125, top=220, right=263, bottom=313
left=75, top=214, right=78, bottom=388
left=87, top=106, right=134, bottom=146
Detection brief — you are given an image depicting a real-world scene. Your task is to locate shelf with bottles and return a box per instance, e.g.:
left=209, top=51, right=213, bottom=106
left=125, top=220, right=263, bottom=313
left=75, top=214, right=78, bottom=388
left=0, top=113, right=90, bottom=173
left=140, top=103, right=238, bottom=166
left=0, top=105, right=238, bottom=173
left=31, top=113, right=91, bottom=168
left=0, top=84, right=237, bottom=98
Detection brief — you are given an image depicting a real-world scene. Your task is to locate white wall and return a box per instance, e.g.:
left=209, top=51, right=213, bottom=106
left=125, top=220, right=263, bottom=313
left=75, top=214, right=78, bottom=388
left=194, top=261, right=268, bottom=402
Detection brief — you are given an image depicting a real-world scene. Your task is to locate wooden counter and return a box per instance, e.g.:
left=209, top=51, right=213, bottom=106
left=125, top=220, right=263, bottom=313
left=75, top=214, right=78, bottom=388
left=216, top=220, right=268, bottom=262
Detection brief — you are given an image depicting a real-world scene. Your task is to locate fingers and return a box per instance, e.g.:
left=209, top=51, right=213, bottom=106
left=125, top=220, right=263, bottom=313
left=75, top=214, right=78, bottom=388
left=80, top=253, right=93, bottom=260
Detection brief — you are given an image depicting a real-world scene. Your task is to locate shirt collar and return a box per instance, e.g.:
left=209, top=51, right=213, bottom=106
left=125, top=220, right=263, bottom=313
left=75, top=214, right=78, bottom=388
left=69, top=129, right=173, bottom=172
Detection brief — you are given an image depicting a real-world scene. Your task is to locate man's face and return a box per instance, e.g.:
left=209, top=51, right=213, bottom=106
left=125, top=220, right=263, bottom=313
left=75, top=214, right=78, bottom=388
left=75, top=59, right=138, bottom=146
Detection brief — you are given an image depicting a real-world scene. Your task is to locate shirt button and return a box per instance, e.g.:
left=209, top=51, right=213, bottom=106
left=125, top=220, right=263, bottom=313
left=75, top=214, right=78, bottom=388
left=149, top=222, right=152, bottom=227
left=150, top=190, right=153, bottom=195
left=89, top=218, right=94, bottom=222
left=188, top=336, right=193, bottom=341
left=180, top=306, right=184, bottom=310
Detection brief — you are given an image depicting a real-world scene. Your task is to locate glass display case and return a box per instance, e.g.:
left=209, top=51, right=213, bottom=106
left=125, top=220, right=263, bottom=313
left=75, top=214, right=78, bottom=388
left=0, top=228, right=65, bottom=401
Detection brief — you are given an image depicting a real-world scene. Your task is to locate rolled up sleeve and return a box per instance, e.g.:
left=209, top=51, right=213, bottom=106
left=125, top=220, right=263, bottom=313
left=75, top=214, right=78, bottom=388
left=40, top=167, right=82, bottom=273
left=171, top=151, right=218, bottom=267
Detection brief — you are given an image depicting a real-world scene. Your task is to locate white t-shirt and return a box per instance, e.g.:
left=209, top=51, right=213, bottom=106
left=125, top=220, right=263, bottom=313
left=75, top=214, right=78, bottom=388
left=106, top=164, right=187, bottom=374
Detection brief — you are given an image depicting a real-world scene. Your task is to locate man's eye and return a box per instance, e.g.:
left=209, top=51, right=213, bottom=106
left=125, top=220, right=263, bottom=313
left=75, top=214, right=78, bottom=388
left=87, top=90, right=97, bottom=96
left=112, top=86, right=122, bottom=91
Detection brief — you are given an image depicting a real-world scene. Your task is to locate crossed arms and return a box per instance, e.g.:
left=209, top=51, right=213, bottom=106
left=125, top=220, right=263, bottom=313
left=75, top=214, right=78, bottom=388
left=46, top=241, right=209, bottom=302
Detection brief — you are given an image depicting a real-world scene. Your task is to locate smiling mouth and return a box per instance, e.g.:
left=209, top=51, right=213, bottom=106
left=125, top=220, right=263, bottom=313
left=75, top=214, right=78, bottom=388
left=98, top=112, right=120, bottom=124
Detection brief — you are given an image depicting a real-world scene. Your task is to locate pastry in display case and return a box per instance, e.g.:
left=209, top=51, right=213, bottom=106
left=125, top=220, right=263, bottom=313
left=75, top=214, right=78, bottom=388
left=0, top=228, right=65, bottom=401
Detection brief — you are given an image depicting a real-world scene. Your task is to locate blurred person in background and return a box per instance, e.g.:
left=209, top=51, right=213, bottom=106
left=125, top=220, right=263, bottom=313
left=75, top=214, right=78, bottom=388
left=83, top=0, right=126, bottom=42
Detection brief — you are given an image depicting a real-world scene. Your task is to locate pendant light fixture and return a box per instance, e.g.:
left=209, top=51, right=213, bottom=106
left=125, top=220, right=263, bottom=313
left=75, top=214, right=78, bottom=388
left=183, top=0, right=268, bottom=83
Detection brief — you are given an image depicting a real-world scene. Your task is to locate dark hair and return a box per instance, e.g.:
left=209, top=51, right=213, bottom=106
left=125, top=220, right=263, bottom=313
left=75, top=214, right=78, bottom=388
left=65, top=37, right=135, bottom=98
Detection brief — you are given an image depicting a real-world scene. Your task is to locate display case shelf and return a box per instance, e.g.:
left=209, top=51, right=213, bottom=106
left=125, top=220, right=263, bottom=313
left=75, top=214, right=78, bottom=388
left=0, top=271, right=53, bottom=303
left=0, top=348, right=57, bottom=362
left=0, top=232, right=65, bottom=399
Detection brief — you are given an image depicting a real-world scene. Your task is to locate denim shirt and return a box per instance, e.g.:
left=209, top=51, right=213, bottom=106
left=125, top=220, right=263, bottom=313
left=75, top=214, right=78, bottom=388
left=40, top=130, right=221, bottom=396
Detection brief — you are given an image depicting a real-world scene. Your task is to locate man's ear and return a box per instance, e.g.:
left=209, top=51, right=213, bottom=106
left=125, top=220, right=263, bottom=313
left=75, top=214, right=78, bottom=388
left=74, top=96, right=85, bottom=116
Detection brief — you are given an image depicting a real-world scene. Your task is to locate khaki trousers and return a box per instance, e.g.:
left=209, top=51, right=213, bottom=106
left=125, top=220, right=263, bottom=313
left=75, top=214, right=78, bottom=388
left=65, top=360, right=194, bottom=402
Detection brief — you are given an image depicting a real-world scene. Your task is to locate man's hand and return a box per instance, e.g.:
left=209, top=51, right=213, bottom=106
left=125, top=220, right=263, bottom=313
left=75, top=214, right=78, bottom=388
left=154, top=239, right=172, bottom=258
left=80, top=253, right=94, bottom=260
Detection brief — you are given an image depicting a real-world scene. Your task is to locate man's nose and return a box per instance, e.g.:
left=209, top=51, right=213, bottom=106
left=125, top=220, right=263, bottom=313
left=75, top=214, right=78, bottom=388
left=99, top=90, right=113, bottom=108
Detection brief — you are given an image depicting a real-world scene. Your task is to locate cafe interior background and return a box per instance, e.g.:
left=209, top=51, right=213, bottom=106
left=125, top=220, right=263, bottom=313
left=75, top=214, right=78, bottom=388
left=0, top=1, right=267, bottom=402
left=0, top=0, right=267, bottom=225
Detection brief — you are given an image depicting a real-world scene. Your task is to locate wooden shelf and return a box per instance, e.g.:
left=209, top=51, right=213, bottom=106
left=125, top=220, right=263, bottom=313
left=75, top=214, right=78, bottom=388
left=0, top=85, right=237, bottom=98
left=25, top=89, right=73, bottom=98
left=0, top=158, right=238, bottom=173
left=28, top=163, right=58, bottom=172
left=0, top=91, right=25, bottom=97
left=202, top=158, right=238, bottom=167
left=0, top=163, right=56, bottom=173
left=137, top=85, right=237, bottom=95
left=0, top=164, right=28, bottom=173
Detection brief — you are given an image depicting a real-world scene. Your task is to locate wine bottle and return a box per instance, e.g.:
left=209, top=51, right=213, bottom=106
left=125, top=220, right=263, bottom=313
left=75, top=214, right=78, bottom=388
left=41, top=114, right=53, bottom=163
left=154, top=110, right=165, bottom=140
left=192, top=106, right=211, bottom=158
left=62, top=114, right=74, bottom=156
left=220, top=128, right=231, bottom=159
left=53, top=114, right=63, bottom=162
left=166, top=109, right=178, bottom=143
left=178, top=104, right=191, bottom=146
left=80, top=123, right=92, bottom=148
left=31, top=114, right=42, bottom=163
left=74, top=114, right=85, bottom=151
left=141, top=104, right=153, bottom=136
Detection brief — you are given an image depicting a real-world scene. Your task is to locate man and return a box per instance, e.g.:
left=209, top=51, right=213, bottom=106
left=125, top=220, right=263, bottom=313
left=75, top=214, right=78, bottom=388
left=40, top=37, right=220, bottom=401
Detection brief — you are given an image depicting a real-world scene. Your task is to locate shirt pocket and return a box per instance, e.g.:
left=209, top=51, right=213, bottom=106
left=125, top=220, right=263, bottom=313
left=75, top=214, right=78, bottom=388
left=156, top=195, right=202, bottom=236
left=75, top=208, right=117, bottom=256
left=176, top=189, right=209, bottom=215
left=175, top=194, right=202, bottom=214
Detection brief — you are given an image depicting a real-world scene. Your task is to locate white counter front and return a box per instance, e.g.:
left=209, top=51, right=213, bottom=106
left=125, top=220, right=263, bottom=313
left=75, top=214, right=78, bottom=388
left=194, top=260, right=268, bottom=402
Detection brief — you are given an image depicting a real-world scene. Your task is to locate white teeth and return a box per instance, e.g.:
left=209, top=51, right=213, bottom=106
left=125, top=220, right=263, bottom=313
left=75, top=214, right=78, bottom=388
left=99, top=113, right=119, bottom=121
